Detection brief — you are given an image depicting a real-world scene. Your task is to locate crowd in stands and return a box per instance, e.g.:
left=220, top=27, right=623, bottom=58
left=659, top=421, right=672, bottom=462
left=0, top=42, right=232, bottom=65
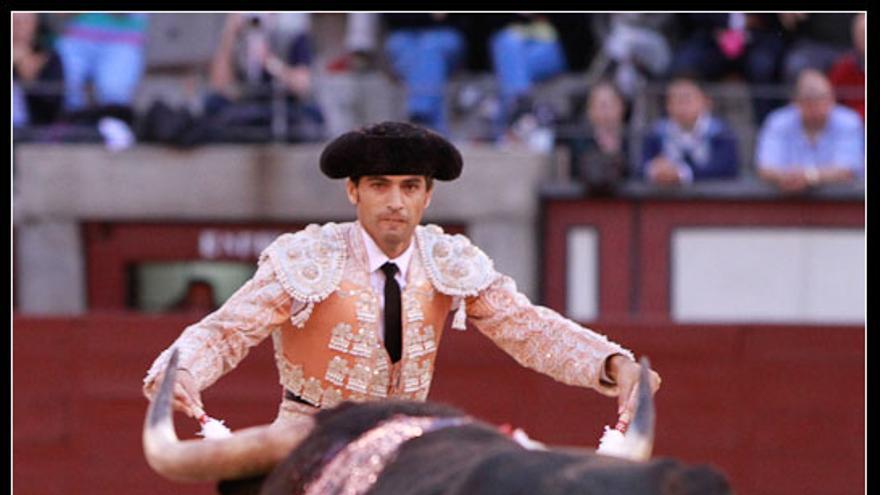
left=13, top=12, right=865, bottom=194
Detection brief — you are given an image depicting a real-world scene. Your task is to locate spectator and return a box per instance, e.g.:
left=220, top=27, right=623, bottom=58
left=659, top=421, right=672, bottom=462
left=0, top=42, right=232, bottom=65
left=203, top=13, right=324, bottom=143
left=755, top=68, right=864, bottom=193
left=828, top=13, right=865, bottom=120
left=53, top=13, right=149, bottom=149
left=171, top=279, right=218, bottom=314
left=640, top=75, right=740, bottom=186
left=779, top=13, right=855, bottom=83
left=325, top=13, right=380, bottom=73
left=489, top=14, right=568, bottom=140
left=558, top=80, right=630, bottom=193
left=55, top=13, right=147, bottom=114
left=590, top=13, right=675, bottom=101
left=382, top=13, right=467, bottom=135
left=667, top=13, right=787, bottom=124
left=13, top=13, right=65, bottom=128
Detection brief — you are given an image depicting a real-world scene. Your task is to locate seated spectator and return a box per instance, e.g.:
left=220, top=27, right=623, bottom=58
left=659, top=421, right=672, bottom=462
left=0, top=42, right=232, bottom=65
left=828, top=13, right=864, bottom=120
left=382, top=13, right=467, bottom=135
left=778, top=13, right=855, bottom=83
left=558, top=80, right=630, bottom=193
left=203, top=13, right=324, bottom=143
left=755, top=68, right=864, bottom=193
left=667, top=13, right=787, bottom=124
left=170, top=279, right=218, bottom=314
left=639, top=75, right=740, bottom=186
left=489, top=14, right=568, bottom=139
left=13, top=13, right=65, bottom=128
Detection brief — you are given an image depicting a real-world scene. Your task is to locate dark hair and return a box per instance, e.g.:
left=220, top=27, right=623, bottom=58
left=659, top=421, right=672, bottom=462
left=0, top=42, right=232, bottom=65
left=589, top=79, right=626, bottom=103
left=666, top=71, right=708, bottom=94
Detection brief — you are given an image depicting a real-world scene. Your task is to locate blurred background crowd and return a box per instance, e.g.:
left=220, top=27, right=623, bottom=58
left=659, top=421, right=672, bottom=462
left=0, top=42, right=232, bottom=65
left=13, top=12, right=865, bottom=194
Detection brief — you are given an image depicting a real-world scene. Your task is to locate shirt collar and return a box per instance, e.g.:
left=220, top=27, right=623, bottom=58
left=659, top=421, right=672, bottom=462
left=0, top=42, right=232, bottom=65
left=670, top=112, right=711, bottom=139
left=358, top=223, right=415, bottom=279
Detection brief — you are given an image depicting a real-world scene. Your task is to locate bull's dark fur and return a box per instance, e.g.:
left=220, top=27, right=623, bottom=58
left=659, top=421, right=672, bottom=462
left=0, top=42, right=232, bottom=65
left=263, top=400, right=466, bottom=494
left=217, top=400, right=731, bottom=495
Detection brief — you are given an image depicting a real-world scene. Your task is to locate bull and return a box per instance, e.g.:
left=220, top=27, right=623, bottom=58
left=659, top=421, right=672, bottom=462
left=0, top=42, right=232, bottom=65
left=144, top=350, right=731, bottom=494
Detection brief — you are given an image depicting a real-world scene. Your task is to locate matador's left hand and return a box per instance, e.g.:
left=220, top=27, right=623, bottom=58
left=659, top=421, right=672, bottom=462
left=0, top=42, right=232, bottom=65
left=606, top=354, right=662, bottom=424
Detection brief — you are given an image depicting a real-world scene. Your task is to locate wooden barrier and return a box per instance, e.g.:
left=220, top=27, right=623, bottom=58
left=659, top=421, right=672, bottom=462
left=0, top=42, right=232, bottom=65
left=541, top=194, right=864, bottom=323
left=13, top=314, right=863, bottom=495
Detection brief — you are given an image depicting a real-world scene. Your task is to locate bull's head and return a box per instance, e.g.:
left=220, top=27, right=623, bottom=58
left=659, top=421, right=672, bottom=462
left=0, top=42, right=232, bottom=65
left=144, top=350, right=660, bottom=482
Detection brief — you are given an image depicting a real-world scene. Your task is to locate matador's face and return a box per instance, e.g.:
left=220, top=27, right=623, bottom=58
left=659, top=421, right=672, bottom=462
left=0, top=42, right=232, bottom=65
left=346, top=175, right=433, bottom=257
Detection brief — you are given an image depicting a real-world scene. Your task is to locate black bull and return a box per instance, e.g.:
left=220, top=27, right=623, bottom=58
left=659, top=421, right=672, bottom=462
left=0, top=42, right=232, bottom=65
left=145, top=351, right=732, bottom=495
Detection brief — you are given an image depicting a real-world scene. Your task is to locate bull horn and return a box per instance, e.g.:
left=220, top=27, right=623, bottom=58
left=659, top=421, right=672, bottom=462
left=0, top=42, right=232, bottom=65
left=142, top=349, right=314, bottom=482
left=622, top=356, right=655, bottom=461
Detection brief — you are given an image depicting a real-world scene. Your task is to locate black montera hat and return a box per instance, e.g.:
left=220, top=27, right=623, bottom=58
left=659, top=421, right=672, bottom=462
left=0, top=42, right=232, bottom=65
left=319, top=121, right=463, bottom=181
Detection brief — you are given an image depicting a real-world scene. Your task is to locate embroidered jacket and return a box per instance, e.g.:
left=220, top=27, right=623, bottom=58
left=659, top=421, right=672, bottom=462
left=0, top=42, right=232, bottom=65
left=143, top=222, right=634, bottom=412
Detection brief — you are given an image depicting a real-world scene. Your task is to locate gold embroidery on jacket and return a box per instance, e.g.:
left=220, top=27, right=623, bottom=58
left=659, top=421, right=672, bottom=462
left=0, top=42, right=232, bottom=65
left=416, top=224, right=497, bottom=297
left=406, top=324, right=437, bottom=358
left=350, top=326, right=373, bottom=358
left=302, top=377, right=325, bottom=405
left=368, top=357, right=390, bottom=398
left=272, top=331, right=305, bottom=395
left=402, top=358, right=432, bottom=393
left=346, top=359, right=372, bottom=394
left=262, top=223, right=346, bottom=307
left=325, top=356, right=350, bottom=386
left=328, top=323, right=354, bottom=353
left=355, top=291, right=378, bottom=323
left=403, top=292, right=424, bottom=323
left=322, top=386, right=343, bottom=408
left=289, top=366, right=305, bottom=395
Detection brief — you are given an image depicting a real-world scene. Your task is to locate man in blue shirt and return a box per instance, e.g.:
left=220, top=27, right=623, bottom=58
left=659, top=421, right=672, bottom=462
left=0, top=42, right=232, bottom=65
left=756, top=68, right=864, bottom=193
left=640, top=75, right=740, bottom=186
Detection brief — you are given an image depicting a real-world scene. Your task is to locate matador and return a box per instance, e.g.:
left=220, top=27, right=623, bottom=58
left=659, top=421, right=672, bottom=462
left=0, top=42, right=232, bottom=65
left=142, top=121, right=661, bottom=465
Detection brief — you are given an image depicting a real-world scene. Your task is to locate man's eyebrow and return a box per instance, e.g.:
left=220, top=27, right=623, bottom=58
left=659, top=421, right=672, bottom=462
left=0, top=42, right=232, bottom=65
left=364, top=176, right=391, bottom=183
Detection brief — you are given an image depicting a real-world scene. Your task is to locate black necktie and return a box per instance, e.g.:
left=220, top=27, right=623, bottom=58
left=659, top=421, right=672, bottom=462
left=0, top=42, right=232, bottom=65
left=380, top=262, right=402, bottom=363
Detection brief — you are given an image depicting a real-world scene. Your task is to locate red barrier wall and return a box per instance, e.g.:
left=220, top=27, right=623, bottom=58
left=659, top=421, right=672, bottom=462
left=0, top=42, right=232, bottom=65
left=13, top=314, right=864, bottom=495
left=542, top=197, right=864, bottom=322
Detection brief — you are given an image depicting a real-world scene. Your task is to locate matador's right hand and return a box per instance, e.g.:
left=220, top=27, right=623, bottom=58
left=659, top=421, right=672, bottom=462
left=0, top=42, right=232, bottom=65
left=149, top=368, right=205, bottom=419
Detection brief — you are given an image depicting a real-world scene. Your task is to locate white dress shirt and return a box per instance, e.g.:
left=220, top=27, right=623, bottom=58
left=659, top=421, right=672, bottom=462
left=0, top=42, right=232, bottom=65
left=358, top=224, right=415, bottom=341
